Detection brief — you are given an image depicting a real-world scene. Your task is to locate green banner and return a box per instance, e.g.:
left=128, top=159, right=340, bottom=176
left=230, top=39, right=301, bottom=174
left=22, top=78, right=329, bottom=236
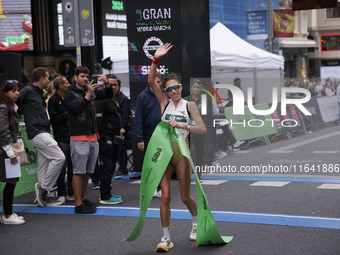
left=124, top=121, right=233, bottom=245
left=0, top=124, right=38, bottom=202
left=224, top=103, right=278, bottom=141
left=6, top=37, right=25, bottom=43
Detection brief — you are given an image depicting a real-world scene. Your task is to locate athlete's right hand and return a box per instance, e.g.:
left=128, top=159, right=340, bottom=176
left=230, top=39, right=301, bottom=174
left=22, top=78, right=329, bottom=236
left=154, top=43, right=173, bottom=59
left=137, top=142, right=144, bottom=151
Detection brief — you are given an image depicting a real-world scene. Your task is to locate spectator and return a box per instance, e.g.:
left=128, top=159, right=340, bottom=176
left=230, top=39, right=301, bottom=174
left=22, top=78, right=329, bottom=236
left=113, top=78, right=131, bottom=176
left=135, top=72, right=169, bottom=195
left=0, top=80, right=25, bottom=224
left=61, top=63, right=73, bottom=84
left=313, top=78, right=324, bottom=97
left=21, top=67, right=65, bottom=207
left=48, top=75, right=74, bottom=203
left=90, top=63, right=104, bottom=87
left=44, top=81, right=56, bottom=109
left=64, top=67, right=113, bottom=214
left=95, top=74, right=123, bottom=205
left=324, top=80, right=335, bottom=96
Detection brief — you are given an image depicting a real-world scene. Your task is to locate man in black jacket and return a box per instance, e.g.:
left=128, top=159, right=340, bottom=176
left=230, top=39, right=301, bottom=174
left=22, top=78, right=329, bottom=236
left=64, top=66, right=112, bottom=214
left=21, top=67, right=65, bottom=207
left=95, top=75, right=123, bottom=205
left=112, top=77, right=130, bottom=175
left=48, top=75, right=74, bottom=203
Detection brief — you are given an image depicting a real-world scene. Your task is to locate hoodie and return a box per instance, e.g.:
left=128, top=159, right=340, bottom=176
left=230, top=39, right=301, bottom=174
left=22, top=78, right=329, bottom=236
left=134, top=86, right=169, bottom=143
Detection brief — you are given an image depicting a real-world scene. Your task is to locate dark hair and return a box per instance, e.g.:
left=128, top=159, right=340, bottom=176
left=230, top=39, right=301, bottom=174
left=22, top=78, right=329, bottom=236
left=0, top=80, right=22, bottom=116
left=53, top=75, right=65, bottom=91
left=117, top=79, right=121, bottom=87
left=234, top=77, right=241, bottom=84
left=163, top=72, right=181, bottom=87
left=156, top=72, right=162, bottom=79
left=94, top=63, right=102, bottom=71
left=74, top=66, right=90, bottom=76
left=32, top=67, right=49, bottom=83
left=106, top=74, right=117, bottom=80
left=190, top=78, right=201, bottom=88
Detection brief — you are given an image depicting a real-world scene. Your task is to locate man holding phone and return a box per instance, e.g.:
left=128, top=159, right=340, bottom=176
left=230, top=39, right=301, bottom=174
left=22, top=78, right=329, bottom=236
left=64, top=66, right=112, bottom=214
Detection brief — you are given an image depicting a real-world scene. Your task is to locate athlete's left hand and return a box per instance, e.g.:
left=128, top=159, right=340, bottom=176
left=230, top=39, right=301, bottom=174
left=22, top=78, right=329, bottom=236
left=168, top=120, right=182, bottom=129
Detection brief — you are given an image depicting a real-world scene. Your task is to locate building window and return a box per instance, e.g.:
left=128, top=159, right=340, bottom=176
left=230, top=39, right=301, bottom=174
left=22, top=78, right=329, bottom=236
left=326, top=2, right=340, bottom=18
left=320, top=34, right=340, bottom=52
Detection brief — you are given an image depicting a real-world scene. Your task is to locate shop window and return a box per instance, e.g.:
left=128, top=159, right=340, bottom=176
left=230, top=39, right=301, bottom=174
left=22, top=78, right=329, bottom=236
left=320, top=34, right=340, bottom=51
left=326, top=2, right=340, bottom=18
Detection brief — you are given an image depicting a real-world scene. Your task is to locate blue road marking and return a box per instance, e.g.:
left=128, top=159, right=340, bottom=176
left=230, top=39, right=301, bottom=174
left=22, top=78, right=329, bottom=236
left=6, top=204, right=340, bottom=230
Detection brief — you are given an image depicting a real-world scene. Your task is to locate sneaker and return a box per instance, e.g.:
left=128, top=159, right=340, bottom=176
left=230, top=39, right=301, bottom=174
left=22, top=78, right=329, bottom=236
left=217, top=151, right=228, bottom=159
left=156, top=237, right=173, bottom=252
left=190, top=223, right=197, bottom=241
left=115, top=169, right=128, bottom=176
left=233, top=140, right=245, bottom=148
left=92, top=184, right=100, bottom=190
left=1, top=214, right=25, bottom=225
left=82, top=198, right=97, bottom=210
left=111, top=194, right=122, bottom=199
left=35, top=183, right=46, bottom=207
left=99, top=196, right=123, bottom=205
left=12, top=213, right=24, bottom=220
left=45, top=197, right=63, bottom=207
left=58, top=196, right=66, bottom=204
left=153, top=190, right=161, bottom=198
left=66, top=195, right=75, bottom=201
left=75, top=203, right=97, bottom=214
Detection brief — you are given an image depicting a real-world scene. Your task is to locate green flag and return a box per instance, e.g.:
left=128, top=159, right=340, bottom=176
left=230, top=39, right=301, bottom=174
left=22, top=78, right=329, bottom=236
left=124, top=121, right=233, bottom=245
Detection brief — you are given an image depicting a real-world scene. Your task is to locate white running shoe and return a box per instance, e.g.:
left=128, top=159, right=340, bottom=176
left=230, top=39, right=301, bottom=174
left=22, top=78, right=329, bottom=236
left=153, top=190, right=162, bottom=198
left=1, top=214, right=25, bottom=225
left=233, top=140, right=245, bottom=148
left=58, top=196, right=66, bottom=204
left=217, top=151, right=228, bottom=159
left=156, top=237, right=173, bottom=252
left=190, top=223, right=197, bottom=241
left=12, top=213, right=24, bottom=220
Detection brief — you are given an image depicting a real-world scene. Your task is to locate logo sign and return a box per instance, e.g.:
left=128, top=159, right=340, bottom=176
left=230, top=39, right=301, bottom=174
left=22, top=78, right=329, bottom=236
left=82, top=10, right=89, bottom=19
left=143, top=37, right=163, bottom=59
left=151, top=146, right=163, bottom=163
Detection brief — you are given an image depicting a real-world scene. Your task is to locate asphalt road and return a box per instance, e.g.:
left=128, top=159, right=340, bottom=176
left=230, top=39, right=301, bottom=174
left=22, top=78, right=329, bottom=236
left=1, top=124, right=340, bottom=254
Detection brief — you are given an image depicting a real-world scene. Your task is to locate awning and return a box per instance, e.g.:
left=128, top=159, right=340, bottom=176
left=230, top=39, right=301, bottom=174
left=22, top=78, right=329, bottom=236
left=279, top=38, right=317, bottom=48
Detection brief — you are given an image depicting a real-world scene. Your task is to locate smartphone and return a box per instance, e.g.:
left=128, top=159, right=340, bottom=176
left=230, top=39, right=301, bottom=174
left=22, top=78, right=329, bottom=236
left=92, top=75, right=98, bottom=84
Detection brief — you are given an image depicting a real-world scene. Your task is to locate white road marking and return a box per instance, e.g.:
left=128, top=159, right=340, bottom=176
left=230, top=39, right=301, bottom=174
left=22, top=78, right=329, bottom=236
left=250, top=181, right=290, bottom=187
left=268, top=151, right=294, bottom=153
left=191, top=180, right=228, bottom=185
left=317, top=184, right=340, bottom=189
left=313, top=151, right=338, bottom=154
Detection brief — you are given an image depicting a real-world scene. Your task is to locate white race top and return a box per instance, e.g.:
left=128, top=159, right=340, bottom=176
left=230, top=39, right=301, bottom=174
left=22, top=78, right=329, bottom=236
left=161, top=99, right=191, bottom=138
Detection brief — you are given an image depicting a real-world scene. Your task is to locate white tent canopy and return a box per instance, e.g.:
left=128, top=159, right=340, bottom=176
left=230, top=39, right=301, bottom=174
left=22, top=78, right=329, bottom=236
left=210, top=22, right=285, bottom=104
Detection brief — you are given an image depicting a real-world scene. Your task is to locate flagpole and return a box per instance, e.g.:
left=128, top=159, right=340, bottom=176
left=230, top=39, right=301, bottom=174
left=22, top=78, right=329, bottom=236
left=268, top=0, right=273, bottom=53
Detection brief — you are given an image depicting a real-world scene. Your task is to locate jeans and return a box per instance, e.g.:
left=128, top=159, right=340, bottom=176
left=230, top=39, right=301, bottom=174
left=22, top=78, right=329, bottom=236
left=118, top=139, right=129, bottom=172
left=99, top=135, right=120, bottom=200
left=56, top=141, right=74, bottom=197
left=30, top=133, right=65, bottom=192
left=220, top=125, right=237, bottom=151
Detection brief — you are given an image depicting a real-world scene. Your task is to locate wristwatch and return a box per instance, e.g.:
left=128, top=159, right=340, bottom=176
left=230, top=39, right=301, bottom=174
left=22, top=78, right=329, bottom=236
left=183, top=124, right=188, bottom=130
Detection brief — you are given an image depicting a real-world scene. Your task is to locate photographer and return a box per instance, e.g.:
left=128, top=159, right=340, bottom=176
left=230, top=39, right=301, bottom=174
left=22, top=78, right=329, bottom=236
left=95, top=74, right=123, bottom=205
